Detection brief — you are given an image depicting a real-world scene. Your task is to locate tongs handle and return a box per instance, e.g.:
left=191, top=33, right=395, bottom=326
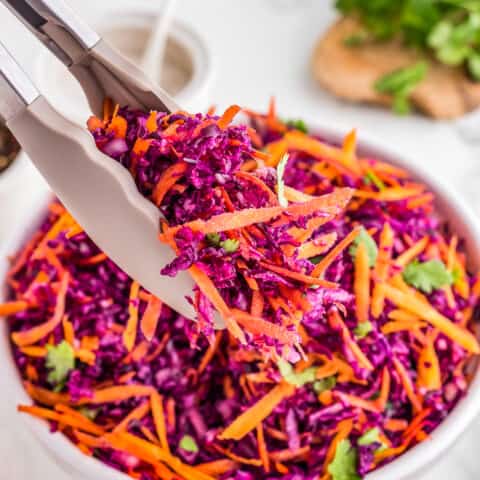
left=1, top=0, right=100, bottom=65
left=0, top=41, right=39, bottom=123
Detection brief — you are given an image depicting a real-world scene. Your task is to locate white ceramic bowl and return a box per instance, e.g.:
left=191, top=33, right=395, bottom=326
left=34, top=9, right=214, bottom=126
left=1, top=120, right=480, bottom=480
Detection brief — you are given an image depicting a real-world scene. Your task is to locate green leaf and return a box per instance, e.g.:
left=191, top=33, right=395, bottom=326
left=78, top=407, right=98, bottom=421
left=328, top=439, right=361, bottom=480
left=403, top=259, right=453, bottom=293
left=468, top=52, right=480, bottom=80
left=220, top=238, right=239, bottom=253
left=354, top=321, right=373, bottom=339
left=206, top=233, right=221, bottom=246
left=46, top=340, right=75, bottom=386
left=343, top=31, right=369, bottom=46
left=286, top=119, right=308, bottom=133
left=428, top=21, right=454, bottom=48
left=437, top=43, right=472, bottom=65
left=309, top=255, right=324, bottom=265
left=358, top=428, right=381, bottom=446
left=276, top=154, right=289, bottom=208
left=278, top=358, right=317, bottom=387
left=363, top=170, right=386, bottom=190
left=179, top=435, right=199, bottom=453
left=349, top=227, right=378, bottom=267
left=313, top=376, right=337, bottom=393
left=375, top=62, right=428, bottom=95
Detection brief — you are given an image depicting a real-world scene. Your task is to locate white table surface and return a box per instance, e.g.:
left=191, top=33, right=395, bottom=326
left=0, top=1, right=479, bottom=478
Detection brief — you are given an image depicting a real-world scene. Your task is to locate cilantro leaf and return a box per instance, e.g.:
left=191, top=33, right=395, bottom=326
left=46, top=340, right=75, bottom=386
left=354, top=321, right=373, bottom=339
left=286, top=119, right=308, bottom=133
left=349, top=228, right=378, bottom=267
left=313, top=376, right=337, bottom=394
left=276, top=154, right=289, bottom=208
left=357, top=428, right=381, bottom=446
left=278, top=358, right=317, bottom=387
left=206, top=233, right=221, bottom=246
left=179, top=435, right=199, bottom=453
left=78, top=407, right=98, bottom=421
left=375, top=62, right=428, bottom=115
left=309, top=255, right=324, bottom=265
left=220, top=238, right=239, bottom=253
left=403, top=259, right=453, bottom=293
left=328, top=439, right=361, bottom=480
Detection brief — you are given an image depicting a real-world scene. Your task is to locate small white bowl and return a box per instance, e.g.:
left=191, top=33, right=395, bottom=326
left=34, top=9, right=214, bottom=126
left=1, top=120, right=480, bottom=480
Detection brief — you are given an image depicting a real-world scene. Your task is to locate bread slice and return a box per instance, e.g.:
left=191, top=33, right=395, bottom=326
left=312, top=17, right=480, bottom=119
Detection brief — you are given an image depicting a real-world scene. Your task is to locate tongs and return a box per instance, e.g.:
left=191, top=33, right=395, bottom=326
left=0, top=0, right=196, bottom=320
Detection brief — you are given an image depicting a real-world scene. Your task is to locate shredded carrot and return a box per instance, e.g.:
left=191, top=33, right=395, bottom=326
left=213, top=444, right=263, bottom=467
left=218, top=382, right=295, bottom=441
left=233, top=309, right=299, bottom=345
left=11, top=273, right=70, bottom=347
left=123, top=281, right=140, bottom=352
left=196, top=459, right=238, bottom=476
left=371, top=222, right=394, bottom=317
left=269, top=446, right=310, bottom=462
left=312, top=227, right=362, bottom=277
left=19, top=346, right=47, bottom=357
left=152, top=162, right=188, bottom=207
left=375, top=367, right=391, bottom=411
left=336, top=392, right=380, bottom=413
left=250, top=290, right=265, bottom=317
left=265, top=139, right=288, bottom=167
left=151, top=391, right=170, bottom=454
left=259, top=261, right=337, bottom=288
left=380, top=284, right=480, bottom=353
left=235, top=171, right=278, bottom=206
left=381, top=321, right=428, bottom=335
left=392, top=357, right=423, bottom=414
left=329, top=309, right=374, bottom=371
left=102, top=98, right=114, bottom=122
left=417, top=331, right=441, bottom=392
left=77, top=253, right=108, bottom=265
left=113, top=401, right=151, bottom=432
left=297, top=232, right=338, bottom=260
left=146, top=111, right=158, bottom=133
left=217, top=105, right=241, bottom=130
left=18, top=405, right=104, bottom=435
left=87, top=385, right=154, bottom=405
left=188, top=265, right=246, bottom=344
left=24, top=382, right=70, bottom=406
left=285, top=131, right=361, bottom=177
left=354, top=242, right=370, bottom=324
left=342, top=129, right=358, bottom=171
left=62, top=316, right=75, bottom=345
left=106, top=115, right=128, bottom=139
left=394, top=236, right=429, bottom=267
left=198, top=331, right=222, bottom=375
left=161, top=188, right=353, bottom=239
left=140, top=295, right=163, bottom=342
left=257, top=423, right=270, bottom=472
left=87, top=116, right=104, bottom=132
left=0, top=300, right=29, bottom=316
left=384, top=419, right=408, bottom=432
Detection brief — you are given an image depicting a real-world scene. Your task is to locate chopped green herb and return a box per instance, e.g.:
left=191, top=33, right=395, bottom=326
left=375, top=62, right=428, bottom=115
left=349, top=227, right=378, bottom=267
left=354, top=321, right=373, bottom=339
left=286, top=119, right=308, bottom=133
left=309, top=255, right=324, bottom=265
left=358, top=428, right=381, bottom=446
left=468, top=52, right=480, bottom=80
left=363, top=170, right=386, bottom=191
left=78, top=407, right=99, bottom=421
left=206, top=233, right=221, bottom=246
left=276, top=154, right=289, bottom=208
left=278, top=358, right=317, bottom=387
left=179, top=435, right=199, bottom=453
left=46, top=340, right=75, bottom=386
left=403, top=259, right=453, bottom=294
left=220, top=238, right=239, bottom=253
left=328, top=439, right=361, bottom=480
left=313, top=376, right=337, bottom=393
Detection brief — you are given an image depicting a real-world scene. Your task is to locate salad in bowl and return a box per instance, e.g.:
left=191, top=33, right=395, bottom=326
left=1, top=101, right=480, bottom=480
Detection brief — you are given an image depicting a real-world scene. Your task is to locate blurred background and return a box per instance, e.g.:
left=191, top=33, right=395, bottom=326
left=1, top=0, right=479, bottom=478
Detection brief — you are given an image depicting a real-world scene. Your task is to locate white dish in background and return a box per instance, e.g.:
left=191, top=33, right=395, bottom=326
left=1, top=120, right=480, bottom=480
left=34, top=9, right=214, bottom=126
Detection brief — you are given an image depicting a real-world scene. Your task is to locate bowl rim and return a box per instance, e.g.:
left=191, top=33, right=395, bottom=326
left=1, top=118, right=480, bottom=480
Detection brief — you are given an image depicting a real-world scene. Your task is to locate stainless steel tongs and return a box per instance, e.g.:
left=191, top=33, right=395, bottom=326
left=0, top=0, right=197, bottom=321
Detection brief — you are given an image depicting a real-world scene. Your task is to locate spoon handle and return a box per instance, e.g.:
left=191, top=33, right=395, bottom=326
left=1, top=0, right=99, bottom=66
